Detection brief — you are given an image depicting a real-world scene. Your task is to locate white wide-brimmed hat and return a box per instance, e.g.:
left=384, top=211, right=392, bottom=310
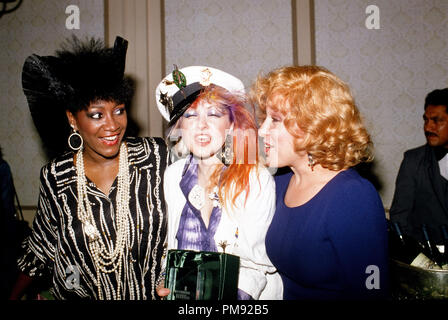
left=155, top=65, right=245, bottom=126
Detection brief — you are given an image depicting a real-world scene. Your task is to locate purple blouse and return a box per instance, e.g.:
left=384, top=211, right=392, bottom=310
left=176, top=155, right=222, bottom=252
left=175, top=155, right=252, bottom=300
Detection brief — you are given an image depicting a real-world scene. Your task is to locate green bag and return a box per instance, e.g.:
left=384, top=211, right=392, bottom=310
left=165, top=249, right=240, bottom=300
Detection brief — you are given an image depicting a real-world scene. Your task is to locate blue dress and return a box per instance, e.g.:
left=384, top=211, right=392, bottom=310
left=265, top=169, right=389, bottom=300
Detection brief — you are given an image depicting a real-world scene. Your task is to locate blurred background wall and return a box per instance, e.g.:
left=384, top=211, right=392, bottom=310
left=0, top=0, right=104, bottom=221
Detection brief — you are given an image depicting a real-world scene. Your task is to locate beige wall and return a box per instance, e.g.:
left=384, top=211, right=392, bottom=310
left=106, top=0, right=164, bottom=138
left=164, top=0, right=294, bottom=88
left=0, top=0, right=104, bottom=206
left=314, top=0, right=448, bottom=208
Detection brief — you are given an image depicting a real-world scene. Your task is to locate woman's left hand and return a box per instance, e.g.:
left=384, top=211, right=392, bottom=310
left=156, top=285, right=170, bottom=298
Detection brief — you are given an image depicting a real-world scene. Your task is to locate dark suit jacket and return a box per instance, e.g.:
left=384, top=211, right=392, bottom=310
left=390, top=144, right=448, bottom=244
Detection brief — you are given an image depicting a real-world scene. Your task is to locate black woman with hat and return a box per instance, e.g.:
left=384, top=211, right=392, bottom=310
left=9, top=36, right=168, bottom=300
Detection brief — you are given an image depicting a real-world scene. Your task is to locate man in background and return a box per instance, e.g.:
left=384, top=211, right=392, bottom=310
left=390, top=88, right=448, bottom=244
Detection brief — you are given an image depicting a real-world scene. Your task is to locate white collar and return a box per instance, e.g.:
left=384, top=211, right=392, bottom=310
left=438, top=153, right=448, bottom=180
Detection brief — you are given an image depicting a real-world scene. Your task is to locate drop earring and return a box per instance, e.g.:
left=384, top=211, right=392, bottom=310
left=308, top=153, right=315, bottom=171
left=217, top=133, right=234, bottom=165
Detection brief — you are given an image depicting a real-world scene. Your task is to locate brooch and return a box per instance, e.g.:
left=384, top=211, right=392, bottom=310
left=218, top=240, right=228, bottom=253
left=83, top=221, right=100, bottom=242
left=200, top=67, right=212, bottom=86
left=172, top=64, right=186, bottom=89
left=208, top=186, right=221, bottom=208
left=159, top=90, right=174, bottom=113
left=188, top=184, right=205, bottom=210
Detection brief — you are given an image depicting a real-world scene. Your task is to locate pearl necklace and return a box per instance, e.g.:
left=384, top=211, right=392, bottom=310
left=76, top=143, right=132, bottom=300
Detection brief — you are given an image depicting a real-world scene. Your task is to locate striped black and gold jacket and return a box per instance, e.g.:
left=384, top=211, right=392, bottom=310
left=18, top=137, right=168, bottom=300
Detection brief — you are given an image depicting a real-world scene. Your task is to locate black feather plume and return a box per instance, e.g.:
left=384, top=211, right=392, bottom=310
left=21, top=36, right=133, bottom=159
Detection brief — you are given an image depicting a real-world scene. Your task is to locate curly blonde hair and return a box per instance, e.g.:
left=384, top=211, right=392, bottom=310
left=250, top=65, right=373, bottom=171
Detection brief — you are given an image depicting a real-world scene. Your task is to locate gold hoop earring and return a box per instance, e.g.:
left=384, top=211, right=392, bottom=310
left=68, top=129, right=83, bottom=151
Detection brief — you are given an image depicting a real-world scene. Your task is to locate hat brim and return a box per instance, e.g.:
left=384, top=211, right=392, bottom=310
left=156, top=66, right=245, bottom=126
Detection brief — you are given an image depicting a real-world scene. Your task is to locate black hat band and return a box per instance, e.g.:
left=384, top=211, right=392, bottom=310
left=168, top=82, right=203, bottom=126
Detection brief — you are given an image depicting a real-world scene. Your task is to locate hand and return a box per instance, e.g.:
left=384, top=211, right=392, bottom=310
left=156, top=285, right=170, bottom=298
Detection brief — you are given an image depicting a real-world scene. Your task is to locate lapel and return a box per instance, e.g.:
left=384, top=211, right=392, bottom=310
left=425, top=145, right=448, bottom=214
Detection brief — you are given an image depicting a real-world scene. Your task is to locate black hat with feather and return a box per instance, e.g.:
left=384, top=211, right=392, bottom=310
left=22, top=36, right=134, bottom=159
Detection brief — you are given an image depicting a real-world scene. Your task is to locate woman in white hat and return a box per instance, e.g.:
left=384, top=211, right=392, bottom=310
left=156, top=66, right=282, bottom=299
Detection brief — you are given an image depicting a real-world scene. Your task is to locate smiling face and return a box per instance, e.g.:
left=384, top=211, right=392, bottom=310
left=179, top=101, right=232, bottom=162
left=424, top=104, right=448, bottom=149
left=66, top=100, right=127, bottom=161
left=258, top=106, right=303, bottom=168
